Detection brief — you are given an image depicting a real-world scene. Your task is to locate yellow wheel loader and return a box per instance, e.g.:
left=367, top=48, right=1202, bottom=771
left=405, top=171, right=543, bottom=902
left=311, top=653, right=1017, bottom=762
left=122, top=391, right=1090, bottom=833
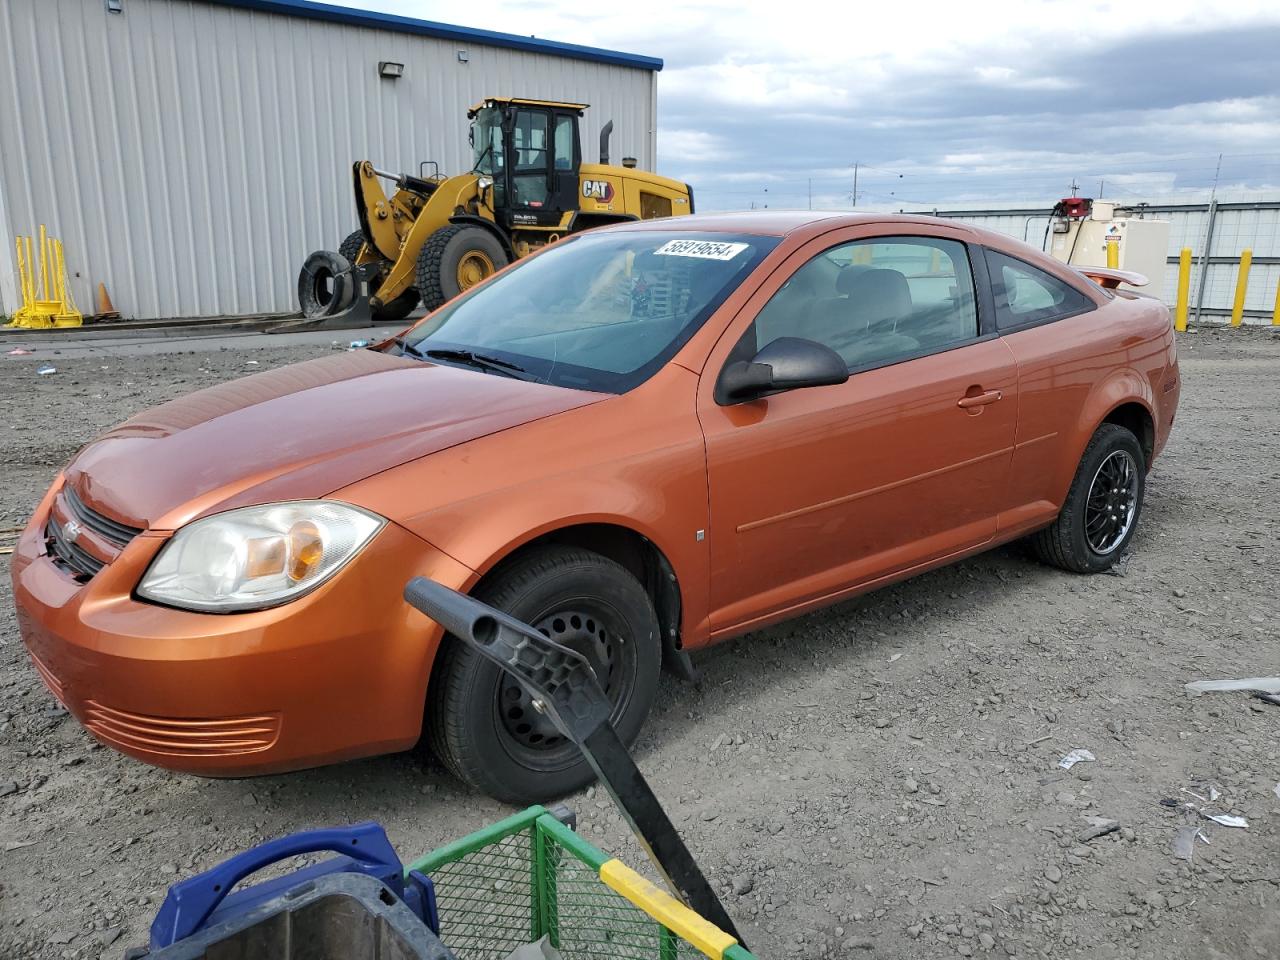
left=297, top=97, right=694, bottom=324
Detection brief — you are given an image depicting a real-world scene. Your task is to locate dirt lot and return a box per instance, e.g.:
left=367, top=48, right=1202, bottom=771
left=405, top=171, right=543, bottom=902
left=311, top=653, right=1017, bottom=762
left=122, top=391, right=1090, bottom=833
left=1, top=328, right=1278, bottom=960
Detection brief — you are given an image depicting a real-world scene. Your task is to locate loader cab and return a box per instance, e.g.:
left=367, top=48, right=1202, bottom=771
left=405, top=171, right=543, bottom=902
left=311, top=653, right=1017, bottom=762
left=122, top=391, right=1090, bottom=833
left=469, top=98, right=584, bottom=229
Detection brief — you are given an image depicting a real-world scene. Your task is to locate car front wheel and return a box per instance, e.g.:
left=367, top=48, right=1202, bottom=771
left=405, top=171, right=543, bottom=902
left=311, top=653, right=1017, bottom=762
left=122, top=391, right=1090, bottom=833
left=427, top=545, right=661, bottom=804
left=1031, top=423, right=1146, bottom=573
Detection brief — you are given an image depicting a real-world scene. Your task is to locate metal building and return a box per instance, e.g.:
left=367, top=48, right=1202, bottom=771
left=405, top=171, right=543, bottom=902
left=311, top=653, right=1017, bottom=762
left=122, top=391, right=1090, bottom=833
left=0, top=0, right=662, bottom=320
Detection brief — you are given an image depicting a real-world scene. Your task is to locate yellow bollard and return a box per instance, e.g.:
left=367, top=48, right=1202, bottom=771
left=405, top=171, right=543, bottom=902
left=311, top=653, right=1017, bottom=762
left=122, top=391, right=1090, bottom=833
left=1273, top=277, right=1280, bottom=326
left=1106, top=237, right=1119, bottom=269
left=1230, top=248, right=1253, bottom=327
left=1174, top=248, right=1192, bottom=332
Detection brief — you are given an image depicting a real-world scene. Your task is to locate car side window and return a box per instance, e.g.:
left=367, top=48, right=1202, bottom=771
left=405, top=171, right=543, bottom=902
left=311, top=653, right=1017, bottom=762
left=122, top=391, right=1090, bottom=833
left=753, top=236, right=979, bottom=370
left=987, top=250, right=1094, bottom=330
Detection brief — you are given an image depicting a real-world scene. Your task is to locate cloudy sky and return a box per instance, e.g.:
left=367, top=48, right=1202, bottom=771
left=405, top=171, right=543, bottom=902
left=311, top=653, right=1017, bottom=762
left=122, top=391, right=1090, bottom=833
left=349, top=0, right=1280, bottom=211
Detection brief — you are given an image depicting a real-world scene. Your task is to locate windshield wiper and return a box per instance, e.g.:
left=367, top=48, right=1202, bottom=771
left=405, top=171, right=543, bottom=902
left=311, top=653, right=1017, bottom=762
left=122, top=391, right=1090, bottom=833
left=392, top=337, right=426, bottom=360
left=423, top=348, right=533, bottom=380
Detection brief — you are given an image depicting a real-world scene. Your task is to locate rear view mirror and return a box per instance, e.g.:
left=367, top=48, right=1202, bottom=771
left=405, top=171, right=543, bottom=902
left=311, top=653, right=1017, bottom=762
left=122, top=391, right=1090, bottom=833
left=716, top=336, right=849, bottom=405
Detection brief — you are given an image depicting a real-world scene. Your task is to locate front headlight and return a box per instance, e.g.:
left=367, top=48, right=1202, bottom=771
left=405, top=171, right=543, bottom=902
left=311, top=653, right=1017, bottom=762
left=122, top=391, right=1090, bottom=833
left=137, top=501, right=385, bottom=612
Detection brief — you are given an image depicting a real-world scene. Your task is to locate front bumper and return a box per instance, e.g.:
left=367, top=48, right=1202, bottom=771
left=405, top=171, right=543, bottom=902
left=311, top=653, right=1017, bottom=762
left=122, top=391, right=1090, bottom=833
left=10, top=493, right=472, bottom=777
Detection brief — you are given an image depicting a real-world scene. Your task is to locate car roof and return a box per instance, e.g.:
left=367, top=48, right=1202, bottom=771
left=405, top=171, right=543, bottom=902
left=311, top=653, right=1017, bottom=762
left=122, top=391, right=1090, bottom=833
left=612, top=210, right=982, bottom=238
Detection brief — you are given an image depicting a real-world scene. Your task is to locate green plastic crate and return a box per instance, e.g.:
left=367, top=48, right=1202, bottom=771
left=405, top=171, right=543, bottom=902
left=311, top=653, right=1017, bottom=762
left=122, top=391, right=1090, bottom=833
left=405, top=806, right=756, bottom=960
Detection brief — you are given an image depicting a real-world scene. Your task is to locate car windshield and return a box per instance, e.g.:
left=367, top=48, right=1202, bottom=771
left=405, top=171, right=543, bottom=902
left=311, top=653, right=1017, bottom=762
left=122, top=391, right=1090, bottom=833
left=402, top=231, right=778, bottom=393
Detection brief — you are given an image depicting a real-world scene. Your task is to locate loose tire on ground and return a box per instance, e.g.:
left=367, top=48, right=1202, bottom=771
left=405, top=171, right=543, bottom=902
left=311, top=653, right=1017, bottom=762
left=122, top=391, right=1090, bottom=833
left=337, top=229, right=421, bottom=324
left=297, top=250, right=354, bottom=318
left=416, top=225, right=509, bottom=311
left=427, top=545, right=661, bottom=804
left=1030, top=423, right=1146, bottom=574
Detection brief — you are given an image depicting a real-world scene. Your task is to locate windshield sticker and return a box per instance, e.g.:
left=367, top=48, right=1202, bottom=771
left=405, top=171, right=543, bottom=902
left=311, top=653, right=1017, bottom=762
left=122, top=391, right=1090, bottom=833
left=653, top=239, right=749, bottom=261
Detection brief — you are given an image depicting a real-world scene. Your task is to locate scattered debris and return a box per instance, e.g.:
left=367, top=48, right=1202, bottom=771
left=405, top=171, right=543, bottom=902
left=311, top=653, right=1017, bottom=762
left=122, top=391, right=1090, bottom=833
left=348, top=339, right=370, bottom=350
left=1185, top=677, right=1280, bottom=696
left=1202, top=812, right=1247, bottom=829
left=1273, top=783, right=1280, bottom=801
left=1170, top=825, right=1206, bottom=861
left=1253, top=691, right=1280, bottom=707
left=245, top=360, right=259, bottom=366
left=3, top=840, right=39, bottom=852
left=35, top=364, right=56, bottom=376
left=7, top=347, right=31, bottom=355
left=1078, top=816, right=1120, bottom=842
left=1058, top=748, right=1096, bottom=770
left=1181, top=783, right=1221, bottom=804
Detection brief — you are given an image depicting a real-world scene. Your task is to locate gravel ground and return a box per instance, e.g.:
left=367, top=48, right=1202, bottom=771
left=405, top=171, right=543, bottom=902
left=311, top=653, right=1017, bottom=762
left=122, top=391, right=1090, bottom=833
left=1, top=327, right=1278, bottom=960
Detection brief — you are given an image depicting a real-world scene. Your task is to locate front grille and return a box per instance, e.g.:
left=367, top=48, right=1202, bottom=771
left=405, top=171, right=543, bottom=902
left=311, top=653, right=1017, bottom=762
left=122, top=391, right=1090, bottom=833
left=62, top=485, right=142, bottom=547
left=46, top=515, right=104, bottom=580
left=83, top=701, right=282, bottom=757
left=44, top=486, right=143, bottom=581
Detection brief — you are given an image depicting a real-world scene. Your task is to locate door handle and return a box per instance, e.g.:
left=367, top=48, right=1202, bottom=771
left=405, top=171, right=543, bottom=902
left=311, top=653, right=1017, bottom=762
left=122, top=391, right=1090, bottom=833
left=957, top=389, right=1003, bottom=409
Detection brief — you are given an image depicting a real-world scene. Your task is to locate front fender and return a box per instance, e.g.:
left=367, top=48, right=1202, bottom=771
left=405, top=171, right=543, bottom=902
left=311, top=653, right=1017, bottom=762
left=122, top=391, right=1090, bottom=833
left=333, top=366, right=713, bottom=645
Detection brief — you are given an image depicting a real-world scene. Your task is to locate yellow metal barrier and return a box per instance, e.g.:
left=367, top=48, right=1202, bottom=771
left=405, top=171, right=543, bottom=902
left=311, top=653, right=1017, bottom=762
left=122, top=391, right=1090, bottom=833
left=1273, top=278, right=1280, bottom=327
left=1105, top=235, right=1120, bottom=269
left=7, top=225, right=82, bottom=328
left=599, top=859, right=738, bottom=960
left=1174, top=248, right=1192, bottom=332
left=1230, top=248, right=1252, bottom=327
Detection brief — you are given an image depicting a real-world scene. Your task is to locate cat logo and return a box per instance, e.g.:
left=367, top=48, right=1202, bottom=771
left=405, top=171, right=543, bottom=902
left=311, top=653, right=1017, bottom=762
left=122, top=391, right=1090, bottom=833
left=582, top=180, right=615, bottom=202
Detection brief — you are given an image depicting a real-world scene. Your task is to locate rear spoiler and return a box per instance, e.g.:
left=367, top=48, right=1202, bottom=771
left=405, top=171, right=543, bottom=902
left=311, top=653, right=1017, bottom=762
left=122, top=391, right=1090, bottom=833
left=1075, top=266, right=1148, bottom=289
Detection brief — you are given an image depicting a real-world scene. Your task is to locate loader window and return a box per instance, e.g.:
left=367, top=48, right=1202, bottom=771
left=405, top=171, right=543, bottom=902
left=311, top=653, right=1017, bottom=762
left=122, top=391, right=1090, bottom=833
left=554, top=116, right=575, bottom=170
left=512, top=110, right=550, bottom=208
left=471, top=107, right=505, bottom=177
left=403, top=231, right=779, bottom=393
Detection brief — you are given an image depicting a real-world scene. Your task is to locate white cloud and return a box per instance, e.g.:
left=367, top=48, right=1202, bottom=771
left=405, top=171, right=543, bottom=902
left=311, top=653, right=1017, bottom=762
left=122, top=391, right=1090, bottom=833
left=344, top=0, right=1280, bottom=207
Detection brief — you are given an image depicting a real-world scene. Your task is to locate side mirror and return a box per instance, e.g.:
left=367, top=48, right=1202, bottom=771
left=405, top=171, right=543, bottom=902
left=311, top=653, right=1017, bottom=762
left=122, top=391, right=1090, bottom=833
left=715, top=336, right=849, bottom=405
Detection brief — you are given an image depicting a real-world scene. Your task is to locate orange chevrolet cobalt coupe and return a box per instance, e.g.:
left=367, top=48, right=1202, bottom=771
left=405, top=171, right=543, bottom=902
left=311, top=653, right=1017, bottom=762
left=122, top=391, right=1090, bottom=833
left=13, top=213, right=1179, bottom=802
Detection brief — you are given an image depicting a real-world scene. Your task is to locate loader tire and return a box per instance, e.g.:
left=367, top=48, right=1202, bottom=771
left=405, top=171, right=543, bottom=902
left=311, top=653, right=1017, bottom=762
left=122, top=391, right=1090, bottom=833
left=338, top=230, right=367, bottom=265
left=416, top=225, right=508, bottom=311
left=338, top=230, right=421, bottom=324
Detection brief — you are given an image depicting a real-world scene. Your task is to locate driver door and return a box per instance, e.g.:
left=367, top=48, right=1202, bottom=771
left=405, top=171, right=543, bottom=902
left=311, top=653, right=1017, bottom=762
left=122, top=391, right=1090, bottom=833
left=696, top=224, right=1018, bottom=637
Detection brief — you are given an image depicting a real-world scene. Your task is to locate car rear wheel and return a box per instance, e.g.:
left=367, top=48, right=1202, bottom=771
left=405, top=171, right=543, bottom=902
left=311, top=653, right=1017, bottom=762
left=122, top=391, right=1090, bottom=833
left=427, top=545, right=661, bottom=804
left=1030, top=423, right=1146, bottom=573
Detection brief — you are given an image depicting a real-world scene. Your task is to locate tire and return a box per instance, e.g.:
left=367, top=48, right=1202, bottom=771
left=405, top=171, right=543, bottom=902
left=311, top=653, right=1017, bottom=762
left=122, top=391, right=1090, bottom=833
left=416, top=225, right=509, bottom=311
left=297, top=250, right=354, bottom=318
left=428, top=546, right=661, bottom=804
left=338, top=229, right=421, bottom=324
left=1030, top=423, right=1146, bottom=573
left=338, top=229, right=367, bottom=265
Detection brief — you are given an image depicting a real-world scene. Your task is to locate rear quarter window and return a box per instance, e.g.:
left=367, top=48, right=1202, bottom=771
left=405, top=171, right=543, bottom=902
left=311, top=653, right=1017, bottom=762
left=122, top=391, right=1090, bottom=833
left=986, top=250, right=1095, bottom=331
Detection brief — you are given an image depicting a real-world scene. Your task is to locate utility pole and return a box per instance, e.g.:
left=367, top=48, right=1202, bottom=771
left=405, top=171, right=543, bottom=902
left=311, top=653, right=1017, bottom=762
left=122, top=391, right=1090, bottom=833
left=852, top=162, right=859, bottom=208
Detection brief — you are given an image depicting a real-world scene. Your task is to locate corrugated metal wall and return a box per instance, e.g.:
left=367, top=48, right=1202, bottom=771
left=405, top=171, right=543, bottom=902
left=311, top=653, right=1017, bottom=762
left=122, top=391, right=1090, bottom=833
left=0, top=0, right=657, bottom=319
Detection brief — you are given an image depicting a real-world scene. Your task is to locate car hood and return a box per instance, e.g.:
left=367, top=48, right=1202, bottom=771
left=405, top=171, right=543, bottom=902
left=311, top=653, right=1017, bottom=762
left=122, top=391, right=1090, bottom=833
left=66, top=349, right=605, bottom=530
